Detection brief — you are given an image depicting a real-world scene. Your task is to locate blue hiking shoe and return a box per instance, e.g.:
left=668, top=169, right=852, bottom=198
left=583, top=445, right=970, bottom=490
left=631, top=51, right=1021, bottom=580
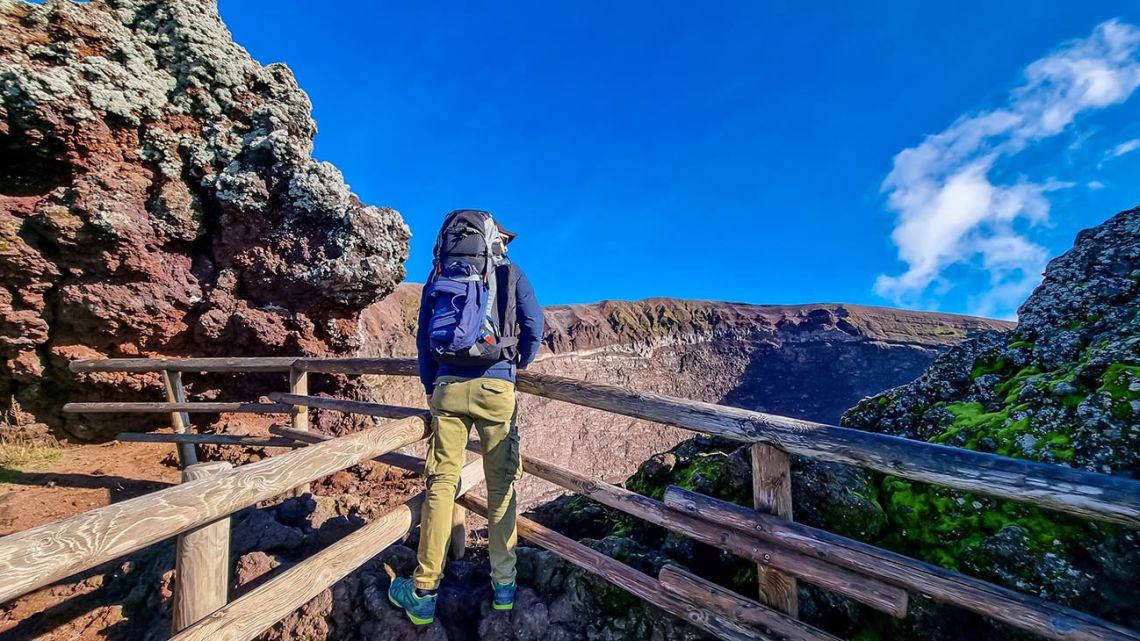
left=492, top=580, right=516, bottom=611
left=387, top=577, right=436, bottom=625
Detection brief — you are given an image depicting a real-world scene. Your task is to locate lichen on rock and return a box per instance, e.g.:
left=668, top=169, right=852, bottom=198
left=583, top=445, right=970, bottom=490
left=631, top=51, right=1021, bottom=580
left=0, top=0, right=410, bottom=439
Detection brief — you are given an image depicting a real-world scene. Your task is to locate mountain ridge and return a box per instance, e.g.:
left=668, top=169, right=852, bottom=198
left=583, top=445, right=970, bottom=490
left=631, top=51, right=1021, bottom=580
left=358, top=285, right=1012, bottom=508
left=359, top=282, right=1012, bottom=363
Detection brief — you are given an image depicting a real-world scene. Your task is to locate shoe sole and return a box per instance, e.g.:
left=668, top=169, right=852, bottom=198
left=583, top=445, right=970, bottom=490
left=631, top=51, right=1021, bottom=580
left=492, top=602, right=514, bottom=611
left=388, top=594, right=434, bottom=625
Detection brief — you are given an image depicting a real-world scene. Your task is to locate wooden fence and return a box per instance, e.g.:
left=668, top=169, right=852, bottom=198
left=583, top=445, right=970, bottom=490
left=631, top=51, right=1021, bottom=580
left=0, top=356, right=1131, bottom=641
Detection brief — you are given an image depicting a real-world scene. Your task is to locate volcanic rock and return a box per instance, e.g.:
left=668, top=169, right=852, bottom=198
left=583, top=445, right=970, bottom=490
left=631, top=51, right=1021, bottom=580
left=0, top=0, right=410, bottom=440
left=841, top=207, right=1140, bottom=634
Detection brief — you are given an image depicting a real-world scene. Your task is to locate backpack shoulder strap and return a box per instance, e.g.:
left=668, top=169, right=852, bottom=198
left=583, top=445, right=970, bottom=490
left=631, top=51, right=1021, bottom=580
left=491, top=263, right=520, bottom=352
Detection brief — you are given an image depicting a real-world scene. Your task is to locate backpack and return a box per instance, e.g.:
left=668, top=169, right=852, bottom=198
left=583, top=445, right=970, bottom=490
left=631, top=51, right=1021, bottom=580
left=424, top=210, right=519, bottom=366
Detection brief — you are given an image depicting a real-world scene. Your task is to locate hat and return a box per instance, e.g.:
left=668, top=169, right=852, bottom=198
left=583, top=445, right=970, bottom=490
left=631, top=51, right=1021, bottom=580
left=494, top=219, right=518, bottom=243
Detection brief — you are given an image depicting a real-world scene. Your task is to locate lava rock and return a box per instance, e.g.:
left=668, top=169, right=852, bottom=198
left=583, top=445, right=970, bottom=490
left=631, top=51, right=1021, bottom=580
left=0, top=0, right=410, bottom=440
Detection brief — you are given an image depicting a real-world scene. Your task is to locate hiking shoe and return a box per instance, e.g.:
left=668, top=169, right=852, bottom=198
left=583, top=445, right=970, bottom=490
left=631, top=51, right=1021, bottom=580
left=388, top=577, right=436, bottom=625
left=491, top=580, right=516, bottom=611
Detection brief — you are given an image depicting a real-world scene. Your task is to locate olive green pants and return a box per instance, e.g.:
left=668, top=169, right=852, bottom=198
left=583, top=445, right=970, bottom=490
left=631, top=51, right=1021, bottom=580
left=413, top=376, right=522, bottom=590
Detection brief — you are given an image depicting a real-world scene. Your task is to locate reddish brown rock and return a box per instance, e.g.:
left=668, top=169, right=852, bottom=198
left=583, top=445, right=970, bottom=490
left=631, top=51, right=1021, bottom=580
left=0, top=0, right=409, bottom=440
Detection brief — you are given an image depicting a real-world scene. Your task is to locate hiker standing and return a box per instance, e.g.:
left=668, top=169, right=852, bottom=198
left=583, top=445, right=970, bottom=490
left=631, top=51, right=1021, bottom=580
left=389, top=210, right=543, bottom=625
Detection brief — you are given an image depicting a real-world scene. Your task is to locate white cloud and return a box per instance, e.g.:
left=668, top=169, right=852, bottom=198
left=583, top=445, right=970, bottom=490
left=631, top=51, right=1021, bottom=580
left=1088, top=179, right=1106, bottom=189
left=877, top=19, right=1140, bottom=318
left=1107, top=137, right=1140, bottom=158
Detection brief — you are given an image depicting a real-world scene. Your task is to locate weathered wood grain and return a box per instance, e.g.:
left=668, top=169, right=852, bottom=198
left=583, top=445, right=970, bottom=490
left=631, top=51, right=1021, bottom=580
left=511, top=369, right=1140, bottom=528
left=163, top=370, right=197, bottom=467
left=62, top=402, right=292, bottom=414
left=658, top=565, right=840, bottom=641
left=0, top=413, right=430, bottom=605
left=273, top=422, right=473, bottom=563
left=752, top=443, right=797, bottom=616
left=288, top=367, right=310, bottom=496
left=271, top=422, right=466, bottom=557
left=264, top=357, right=1140, bottom=528
left=67, top=358, right=1140, bottom=528
left=269, top=392, right=423, bottom=419
left=292, top=357, right=418, bottom=376
left=269, top=426, right=426, bottom=472
left=171, top=459, right=484, bottom=641
left=519, top=453, right=907, bottom=616
left=665, top=487, right=1140, bottom=641
left=173, top=462, right=232, bottom=633
left=116, top=432, right=303, bottom=448
left=69, top=357, right=297, bottom=373
left=459, top=493, right=766, bottom=641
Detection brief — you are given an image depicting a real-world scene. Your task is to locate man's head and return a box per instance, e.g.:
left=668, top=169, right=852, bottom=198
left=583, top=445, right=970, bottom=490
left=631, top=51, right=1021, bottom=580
left=493, top=219, right=517, bottom=256
left=494, top=220, right=517, bottom=245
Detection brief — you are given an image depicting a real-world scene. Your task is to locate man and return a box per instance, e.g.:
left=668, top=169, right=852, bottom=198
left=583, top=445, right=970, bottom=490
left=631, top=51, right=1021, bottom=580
left=389, top=211, right=543, bottom=625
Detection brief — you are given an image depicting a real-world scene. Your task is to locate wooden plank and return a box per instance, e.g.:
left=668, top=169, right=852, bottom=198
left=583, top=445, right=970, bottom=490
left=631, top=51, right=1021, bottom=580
left=62, top=402, right=292, bottom=414
left=171, top=459, right=485, bottom=641
left=163, top=370, right=197, bottom=468
left=752, top=443, right=797, bottom=616
left=664, top=487, right=1140, bottom=641
left=116, top=432, right=304, bottom=448
left=69, top=357, right=297, bottom=373
left=459, top=493, right=765, bottom=641
left=658, top=565, right=840, bottom=641
left=269, top=426, right=424, bottom=472
left=292, top=357, right=418, bottom=376
left=288, top=370, right=309, bottom=433
left=269, top=393, right=423, bottom=419
left=279, top=357, right=1140, bottom=528
left=517, top=452, right=907, bottom=617
left=272, top=424, right=471, bottom=561
left=173, top=462, right=232, bottom=633
left=0, top=412, right=430, bottom=605
left=288, top=368, right=310, bottom=497
left=511, top=369, right=1140, bottom=528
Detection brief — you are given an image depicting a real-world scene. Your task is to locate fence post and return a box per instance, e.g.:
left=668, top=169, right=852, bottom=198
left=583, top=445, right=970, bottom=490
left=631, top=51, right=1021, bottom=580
left=289, top=366, right=310, bottom=497
left=751, top=443, right=798, bottom=617
left=162, top=370, right=197, bottom=468
left=173, top=461, right=232, bottom=633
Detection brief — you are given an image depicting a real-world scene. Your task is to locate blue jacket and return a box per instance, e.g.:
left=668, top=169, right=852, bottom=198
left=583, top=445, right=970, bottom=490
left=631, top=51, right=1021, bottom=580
left=416, top=264, right=543, bottom=394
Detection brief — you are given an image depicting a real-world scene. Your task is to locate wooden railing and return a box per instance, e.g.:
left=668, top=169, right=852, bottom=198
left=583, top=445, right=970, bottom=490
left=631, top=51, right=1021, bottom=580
left=0, top=356, right=1128, bottom=641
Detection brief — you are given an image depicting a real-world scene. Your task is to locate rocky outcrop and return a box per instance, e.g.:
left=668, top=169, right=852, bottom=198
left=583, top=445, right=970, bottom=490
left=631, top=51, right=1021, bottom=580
left=839, top=207, right=1140, bottom=636
left=0, top=0, right=410, bottom=440
left=360, top=289, right=1010, bottom=505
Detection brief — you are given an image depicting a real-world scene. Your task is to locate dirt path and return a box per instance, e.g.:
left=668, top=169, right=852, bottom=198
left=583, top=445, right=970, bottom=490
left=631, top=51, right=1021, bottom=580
left=0, top=439, right=180, bottom=641
left=0, top=440, right=179, bottom=536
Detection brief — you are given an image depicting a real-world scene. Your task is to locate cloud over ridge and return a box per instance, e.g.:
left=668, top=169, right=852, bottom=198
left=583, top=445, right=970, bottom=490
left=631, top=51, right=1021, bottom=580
left=876, top=19, right=1140, bottom=318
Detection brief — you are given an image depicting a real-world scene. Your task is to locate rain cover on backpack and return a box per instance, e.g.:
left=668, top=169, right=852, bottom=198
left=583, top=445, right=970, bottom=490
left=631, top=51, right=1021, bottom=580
left=424, top=210, right=517, bottom=366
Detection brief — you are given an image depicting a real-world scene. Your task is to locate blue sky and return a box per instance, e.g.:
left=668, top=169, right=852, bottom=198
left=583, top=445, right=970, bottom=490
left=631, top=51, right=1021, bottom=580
left=217, top=1, right=1140, bottom=319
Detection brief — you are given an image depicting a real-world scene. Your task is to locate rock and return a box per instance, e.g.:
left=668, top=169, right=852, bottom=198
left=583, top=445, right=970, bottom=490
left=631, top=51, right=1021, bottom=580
left=231, top=507, right=305, bottom=554
left=0, top=0, right=409, bottom=440
left=233, top=551, right=281, bottom=592
left=638, top=452, right=678, bottom=481
left=274, top=494, right=318, bottom=527
left=842, top=208, right=1140, bottom=636
left=477, top=587, right=551, bottom=641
